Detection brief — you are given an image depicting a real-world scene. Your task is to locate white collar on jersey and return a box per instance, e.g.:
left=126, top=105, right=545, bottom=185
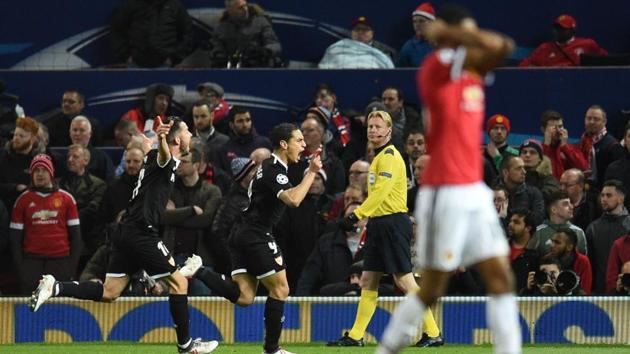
left=271, top=153, right=288, bottom=170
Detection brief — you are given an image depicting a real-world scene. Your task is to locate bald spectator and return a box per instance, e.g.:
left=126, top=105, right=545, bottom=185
left=197, top=82, right=231, bottom=133
left=59, top=144, right=107, bottom=262
left=540, top=110, right=588, bottom=179
left=398, top=2, right=435, bottom=67
left=319, top=17, right=395, bottom=69
left=45, top=89, right=103, bottom=147
left=520, top=14, right=607, bottom=67
left=347, top=159, right=370, bottom=193
left=519, top=139, right=560, bottom=200
left=498, top=155, right=545, bottom=225
left=484, top=114, right=519, bottom=174
left=113, top=119, right=139, bottom=177
left=328, top=184, right=366, bottom=222
left=69, top=116, right=114, bottom=181
left=249, top=147, right=271, bottom=164
left=579, top=105, right=624, bottom=187
left=0, top=117, right=42, bottom=212
left=560, top=168, right=601, bottom=231
left=604, top=121, right=630, bottom=211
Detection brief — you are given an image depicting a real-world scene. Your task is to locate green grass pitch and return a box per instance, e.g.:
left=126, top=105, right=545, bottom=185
left=0, top=343, right=628, bottom=353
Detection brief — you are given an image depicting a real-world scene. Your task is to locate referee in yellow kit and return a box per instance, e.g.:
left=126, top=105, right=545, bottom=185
left=327, top=110, right=443, bottom=347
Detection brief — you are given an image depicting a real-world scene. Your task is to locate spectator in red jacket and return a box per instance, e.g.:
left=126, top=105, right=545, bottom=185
left=606, top=230, right=630, bottom=294
left=120, top=83, right=174, bottom=135
left=9, top=154, right=81, bottom=294
left=540, top=110, right=588, bottom=179
left=547, top=228, right=592, bottom=294
left=520, top=14, right=607, bottom=67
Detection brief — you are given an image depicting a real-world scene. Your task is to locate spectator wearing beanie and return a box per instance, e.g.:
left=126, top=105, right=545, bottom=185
left=0, top=116, right=44, bottom=213
left=520, top=139, right=561, bottom=201
left=398, top=2, right=435, bottom=67
left=484, top=114, right=519, bottom=174
left=9, top=154, right=82, bottom=294
left=210, top=158, right=257, bottom=273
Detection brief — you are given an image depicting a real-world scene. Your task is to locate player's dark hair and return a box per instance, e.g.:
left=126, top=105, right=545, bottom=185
left=269, top=123, right=298, bottom=149
left=540, top=109, right=564, bottom=129
left=556, top=227, right=578, bottom=247
left=603, top=179, right=626, bottom=196
left=436, top=3, right=474, bottom=25
left=164, top=116, right=184, bottom=143
left=229, top=106, right=250, bottom=122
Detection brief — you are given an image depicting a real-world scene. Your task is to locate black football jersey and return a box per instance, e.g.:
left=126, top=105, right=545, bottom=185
left=243, top=154, right=292, bottom=231
left=122, top=149, right=179, bottom=232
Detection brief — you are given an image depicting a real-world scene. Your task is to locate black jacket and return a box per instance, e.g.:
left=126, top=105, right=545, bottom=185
left=211, top=182, right=248, bottom=273
left=604, top=149, right=630, bottom=211
left=296, top=228, right=364, bottom=295
left=592, top=133, right=625, bottom=188
left=503, top=182, right=546, bottom=226
left=110, top=0, right=193, bottom=67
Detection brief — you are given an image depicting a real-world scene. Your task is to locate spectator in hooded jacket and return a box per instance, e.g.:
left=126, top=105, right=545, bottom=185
left=209, top=0, right=282, bottom=68
left=120, top=83, right=175, bottom=136
left=519, top=139, right=560, bottom=201
left=110, top=0, right=193, bottom=68
left=520, top=14, right=607, bottom=67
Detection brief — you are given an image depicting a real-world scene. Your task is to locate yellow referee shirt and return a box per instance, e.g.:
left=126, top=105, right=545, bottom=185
left=354, top=143, right=408, bottom=219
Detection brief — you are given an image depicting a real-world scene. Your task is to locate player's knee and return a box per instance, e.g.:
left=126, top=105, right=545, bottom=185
left=269, top=284, right=289, bottom=300
left=236, top=294, right=255, bottom=307
left=169, top=274, right=188, bottom=295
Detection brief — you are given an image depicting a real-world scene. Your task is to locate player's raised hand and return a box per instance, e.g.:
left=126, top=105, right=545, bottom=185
left=155, top=116, right=173, bottom=140
left=308, top=146, right=323, bottom=173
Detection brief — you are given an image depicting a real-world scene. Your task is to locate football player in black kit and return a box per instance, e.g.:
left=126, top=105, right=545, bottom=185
left=30, top=116, right=219, bottom=353
left=187, top=122, right=322, bottom=354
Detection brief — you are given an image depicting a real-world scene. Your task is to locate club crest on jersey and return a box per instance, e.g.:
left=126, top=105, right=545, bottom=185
left=461, top=85, right=484, bottom=112
left=52, top=198, right=63, bottom=208
left=276, top=174, right=289, bottom=184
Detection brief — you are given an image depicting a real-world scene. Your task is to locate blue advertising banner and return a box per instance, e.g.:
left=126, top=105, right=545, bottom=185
left=2, top=296, right=628, bottom=345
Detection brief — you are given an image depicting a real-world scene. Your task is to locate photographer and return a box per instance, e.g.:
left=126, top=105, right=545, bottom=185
left=612, top=261, right=630, bottom=295
left=520, top=256, right=584, bottom=295
left=547, top=228, right=593, bottom=294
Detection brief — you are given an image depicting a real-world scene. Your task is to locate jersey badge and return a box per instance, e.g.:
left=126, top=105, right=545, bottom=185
left=276, top=174, right=289, bottom=185
left=52, top=198, right=63, bottom=209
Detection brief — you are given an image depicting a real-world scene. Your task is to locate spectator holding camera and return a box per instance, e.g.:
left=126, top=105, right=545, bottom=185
left=209, top=0, right=282, bottom=68
left=612, top=261, right=630, bottom=295
left=520, top=255, right=584, bottom=296
left=606, top=221, right=630, bottom=294
left=540, top=110, right=588, bottom=180
left=547, top=228, right=592, bottom=294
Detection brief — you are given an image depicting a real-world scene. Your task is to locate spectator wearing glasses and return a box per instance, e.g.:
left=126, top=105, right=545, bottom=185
left=44, top=89, right=103, bottom=147
left=560, top=168, right=601, bottom=231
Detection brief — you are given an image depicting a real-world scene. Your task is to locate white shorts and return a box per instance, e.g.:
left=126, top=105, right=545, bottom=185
left=414, top=182, right=509, bottom=272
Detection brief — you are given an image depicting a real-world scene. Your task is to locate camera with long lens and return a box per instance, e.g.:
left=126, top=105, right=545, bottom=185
left=555, top=270, right=580, bottom=295
left=621, top=273, right=630, bottom=288
left=534, top=270, right=551, bottom=286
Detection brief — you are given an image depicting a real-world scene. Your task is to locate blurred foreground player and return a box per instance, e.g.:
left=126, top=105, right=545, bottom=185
left=377, top=5, right=520, bottom=354
left=30, top=117, right=219, bottom=353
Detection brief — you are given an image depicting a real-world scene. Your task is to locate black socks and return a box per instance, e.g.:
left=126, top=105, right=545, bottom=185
left=169, top=294, right=191, bottom=347
left=195, top=268, right=241, bottom=303
left=56, top=281, right=103, bottom=301
left=263, top=297, right=285, bottom=353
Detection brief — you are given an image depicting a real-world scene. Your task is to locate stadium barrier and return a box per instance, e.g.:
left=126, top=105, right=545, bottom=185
left=1, top=296, right=629, bottom=345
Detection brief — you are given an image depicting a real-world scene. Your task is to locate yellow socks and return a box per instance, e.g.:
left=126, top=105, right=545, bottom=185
left=422, top=307, right=441, bottom=337
left=348, top=289, right=378, bottom=340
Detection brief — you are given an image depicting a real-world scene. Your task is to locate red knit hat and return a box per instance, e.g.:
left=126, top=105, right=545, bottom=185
left=554, top=14, right=577, bottom=30
left=30, top=154, right=55, bottom=178
left=351, top=16, right=372, bottom=29
left=412, top=2, right=436, bottom=20
left=486, top=114, right=511, bottom=133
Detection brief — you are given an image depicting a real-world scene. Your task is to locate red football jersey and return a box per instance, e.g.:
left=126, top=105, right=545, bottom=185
left=418, top=47, right=484, bottom=185
left=519, top=37, right=607, bottom=67
left=10, top=189, right=80, bottom=257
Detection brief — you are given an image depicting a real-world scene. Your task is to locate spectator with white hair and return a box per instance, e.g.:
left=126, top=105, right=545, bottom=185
left=69, top=116, right=115, bottom=181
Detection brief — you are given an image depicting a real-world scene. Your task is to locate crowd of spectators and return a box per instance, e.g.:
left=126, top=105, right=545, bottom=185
left=0, top=1, right=628, bottom=298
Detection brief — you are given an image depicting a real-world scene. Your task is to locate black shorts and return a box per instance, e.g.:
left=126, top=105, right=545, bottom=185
left=106, top=225, right=177, bottom=279
left=228, top=224, right=285, bottom=279
left=362, top=213, right=412, bottom=274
